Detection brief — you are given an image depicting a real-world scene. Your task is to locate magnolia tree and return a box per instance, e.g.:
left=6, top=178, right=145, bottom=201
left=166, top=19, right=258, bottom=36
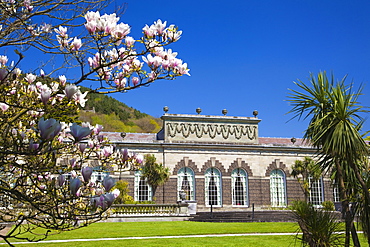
left=0, top=1, right=189, bottom=245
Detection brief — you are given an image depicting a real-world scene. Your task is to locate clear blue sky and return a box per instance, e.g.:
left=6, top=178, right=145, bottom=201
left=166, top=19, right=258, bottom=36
left=104, top=0, right=370, bottom=138
left=7, top=0, right=369, bottom=138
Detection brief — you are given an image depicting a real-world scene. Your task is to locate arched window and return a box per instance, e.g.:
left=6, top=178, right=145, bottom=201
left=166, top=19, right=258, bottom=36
left=205, top=168, right=222, bottom=206
left=177, top=167, right=195, bottom=201
left=309, top=177, right=324, bottom=206
left=231, top=168, right=248, bottom=206
left=134, top=170, right=152, bottom=202
left=270, top=169, right=286, bottom=207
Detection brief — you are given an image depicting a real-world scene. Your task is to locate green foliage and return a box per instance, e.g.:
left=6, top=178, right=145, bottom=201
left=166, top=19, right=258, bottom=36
left=291, top=157, right=322, bottom=202
left=84, top=91, right=132, bottom=121
left=133, top=109, right=147, bottom=119
left=141, top=155, right=170, bottom=197
left=322, top=201, right=335, bottom=211
left=79, top=89, right=161, bottom=133
left=287, top=71, right=370, bottom=246
left=113, top=180, right=133, bottom=204
left=291, top=200, right=344, bottom=247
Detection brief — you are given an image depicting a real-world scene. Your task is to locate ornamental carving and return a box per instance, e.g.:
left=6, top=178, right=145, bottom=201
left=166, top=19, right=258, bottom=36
left=166, top=122, right=257, bottom=140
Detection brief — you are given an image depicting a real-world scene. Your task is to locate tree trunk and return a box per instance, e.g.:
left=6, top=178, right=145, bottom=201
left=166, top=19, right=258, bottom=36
left=349, top=162, right=370, bottom=246
left=335, top=160, right=351, bottom=247
left=351, top=222, right=360, bottom=247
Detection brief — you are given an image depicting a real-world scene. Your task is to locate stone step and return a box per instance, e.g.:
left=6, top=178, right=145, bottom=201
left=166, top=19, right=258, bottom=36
left=188, top=211, right=294, bottom=222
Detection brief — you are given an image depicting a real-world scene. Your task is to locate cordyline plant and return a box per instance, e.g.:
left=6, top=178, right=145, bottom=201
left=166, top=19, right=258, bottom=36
left=0, top=1, right=189, bottom=246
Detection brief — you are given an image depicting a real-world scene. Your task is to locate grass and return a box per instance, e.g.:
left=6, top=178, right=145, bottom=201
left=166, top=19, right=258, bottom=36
left=1, top=221, right=367, bottom=246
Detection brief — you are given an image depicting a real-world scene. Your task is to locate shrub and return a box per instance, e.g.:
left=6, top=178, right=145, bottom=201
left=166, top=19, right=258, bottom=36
left=291, top=200, right=344, bottom=247
left=322, top=201, right=335, bottom=211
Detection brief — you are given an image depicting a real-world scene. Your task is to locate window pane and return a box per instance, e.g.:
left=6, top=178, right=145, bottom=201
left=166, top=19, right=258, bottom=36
left=177, top=167, right=195, bottom=201
left=231, top=168, right=248, bottom=206
left=134, top=171, right=152, bottom=201
left=270, top=169, right=286, bottom=207
left=205, top=168, right=221, bottom=206
left=309, top=177, right=323, bottom=206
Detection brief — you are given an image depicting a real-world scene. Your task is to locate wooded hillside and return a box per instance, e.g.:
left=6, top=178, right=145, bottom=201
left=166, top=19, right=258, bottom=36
left=79, top=92, right=162, bottom=133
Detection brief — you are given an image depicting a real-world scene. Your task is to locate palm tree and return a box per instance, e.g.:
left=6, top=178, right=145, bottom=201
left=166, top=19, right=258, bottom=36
left=141, top=154, right=170, bottom=200
left=291, top=157, right=322, bottom=202
left=287, top=71, right=370, bottom=247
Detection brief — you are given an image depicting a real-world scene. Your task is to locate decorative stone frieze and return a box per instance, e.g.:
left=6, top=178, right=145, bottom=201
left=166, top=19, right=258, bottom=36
left=161, top=114, right=261, bottom=144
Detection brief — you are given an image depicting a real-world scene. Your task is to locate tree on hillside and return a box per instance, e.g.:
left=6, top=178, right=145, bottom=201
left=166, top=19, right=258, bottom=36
left=291, top=157, right=322, bottom=202
left=141, top=154, right=170, bottom=199
left=288, top=71, right=370, bottom=247
left=0, top=1, right=189, bottom=245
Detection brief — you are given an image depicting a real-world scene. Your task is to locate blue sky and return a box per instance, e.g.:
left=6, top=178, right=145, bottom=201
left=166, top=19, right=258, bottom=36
left=104, top=0, right=370, bottom=138
left=5, top=0, right=370, bottom=138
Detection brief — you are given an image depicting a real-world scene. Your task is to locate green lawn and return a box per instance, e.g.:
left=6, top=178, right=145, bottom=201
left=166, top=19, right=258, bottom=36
left=2, top=221, right=367, bottom=246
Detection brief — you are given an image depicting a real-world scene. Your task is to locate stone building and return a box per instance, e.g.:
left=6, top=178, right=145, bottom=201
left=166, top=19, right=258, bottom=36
left=105, top=111, right=338, bottom=212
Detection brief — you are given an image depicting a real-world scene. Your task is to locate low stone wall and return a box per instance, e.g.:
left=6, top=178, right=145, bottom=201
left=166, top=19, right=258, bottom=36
left=110, top=203, right=189, bottom=217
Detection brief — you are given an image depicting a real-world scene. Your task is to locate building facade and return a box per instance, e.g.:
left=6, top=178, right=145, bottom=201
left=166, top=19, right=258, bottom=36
left=105, top=112, right=337, bottom=211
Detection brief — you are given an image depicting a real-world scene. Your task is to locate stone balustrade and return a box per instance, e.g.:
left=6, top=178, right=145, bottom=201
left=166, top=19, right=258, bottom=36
left=110, top=203, right=189, bottom=217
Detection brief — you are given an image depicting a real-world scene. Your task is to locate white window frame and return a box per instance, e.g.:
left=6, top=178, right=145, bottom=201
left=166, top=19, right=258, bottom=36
left=333, top=182, right=340, bottom=203
left=231, top=168, right=248, bottom=207
left=205, top=168, right=222, bottom=207
left=309, top=176, right=324, bottom=206
left=270, top=169, right=286, bottom=207
left=134, top=170, right=152, bottom=202
left=177, top=167, right=195, bottom=201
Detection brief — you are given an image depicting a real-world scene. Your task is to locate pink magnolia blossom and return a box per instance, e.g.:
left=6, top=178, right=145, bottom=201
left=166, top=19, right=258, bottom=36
left=69, top=123, right=92, bottom=142
left=85, top=11, right=100, bottom=22
left=40, top=23, right=52, bottom=33
left=166, top=24, right=182, bottom=41
left=69, top=158, right=77, bottom=168
left=64, top=84, right=77, bottom=99
left=57, top=36, right=72, bottom=49
left=85, top=21, right=97, bottom=34
left=70, top=178, right=81, bottom=196
left=153, top=19, right=167, bottom=35
left=177, top=63, right=190, bottom=76
left=100, top=146, right=114, bottom=157
left=78, top=143, right=87, bottom=152
left=58, top=175, right=65, bottom=187
left=148, top=72, right=156, bottom=81
left=88, top=140, right=94, bottom=148
left=38, top=117, right=61, bottom=140
left=114, top=76, right=126, bottom=88
left=54, top=26, right=68, bottom=38
left=132, top=77, right=139, bottom=86
left=0, top=102, right=9, bottom=111
left=0, top=69, right=7, bottom=81
left=71, top=37, right=82, bottom=51
left=0, top=55, right=8, bottom=65
left=81, top=166, right=93, bottom=182
left=12, top=68, right=21, bottom=77
left=101, top=193, right=115, bottom=208
left=29, top=142, right=39, bottom=151
left=135, top=154, right=144, bottom=164
left=23, top=0, right=33, bottom=12
left=93, top=124, right=103, bottom=135
left=102, top=176, right=115, bottom=192
left=59, top=75, right=67, bottom=85
left=142, top=24, right=156, bottom=38
left=112, top=189, right=120, bottom=198
left=112, top=23, right=130, bottom=40
left=40, top=89, right=51, bottom=104
left=120, top=148, right=129, bottom=162
left=73, top=90, right=88, bottom=107
left=39, top=69, right=45, bottom=78
left=125, top=36, right=135, bottom=47
left=25, top=73, right=37, bottom=83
